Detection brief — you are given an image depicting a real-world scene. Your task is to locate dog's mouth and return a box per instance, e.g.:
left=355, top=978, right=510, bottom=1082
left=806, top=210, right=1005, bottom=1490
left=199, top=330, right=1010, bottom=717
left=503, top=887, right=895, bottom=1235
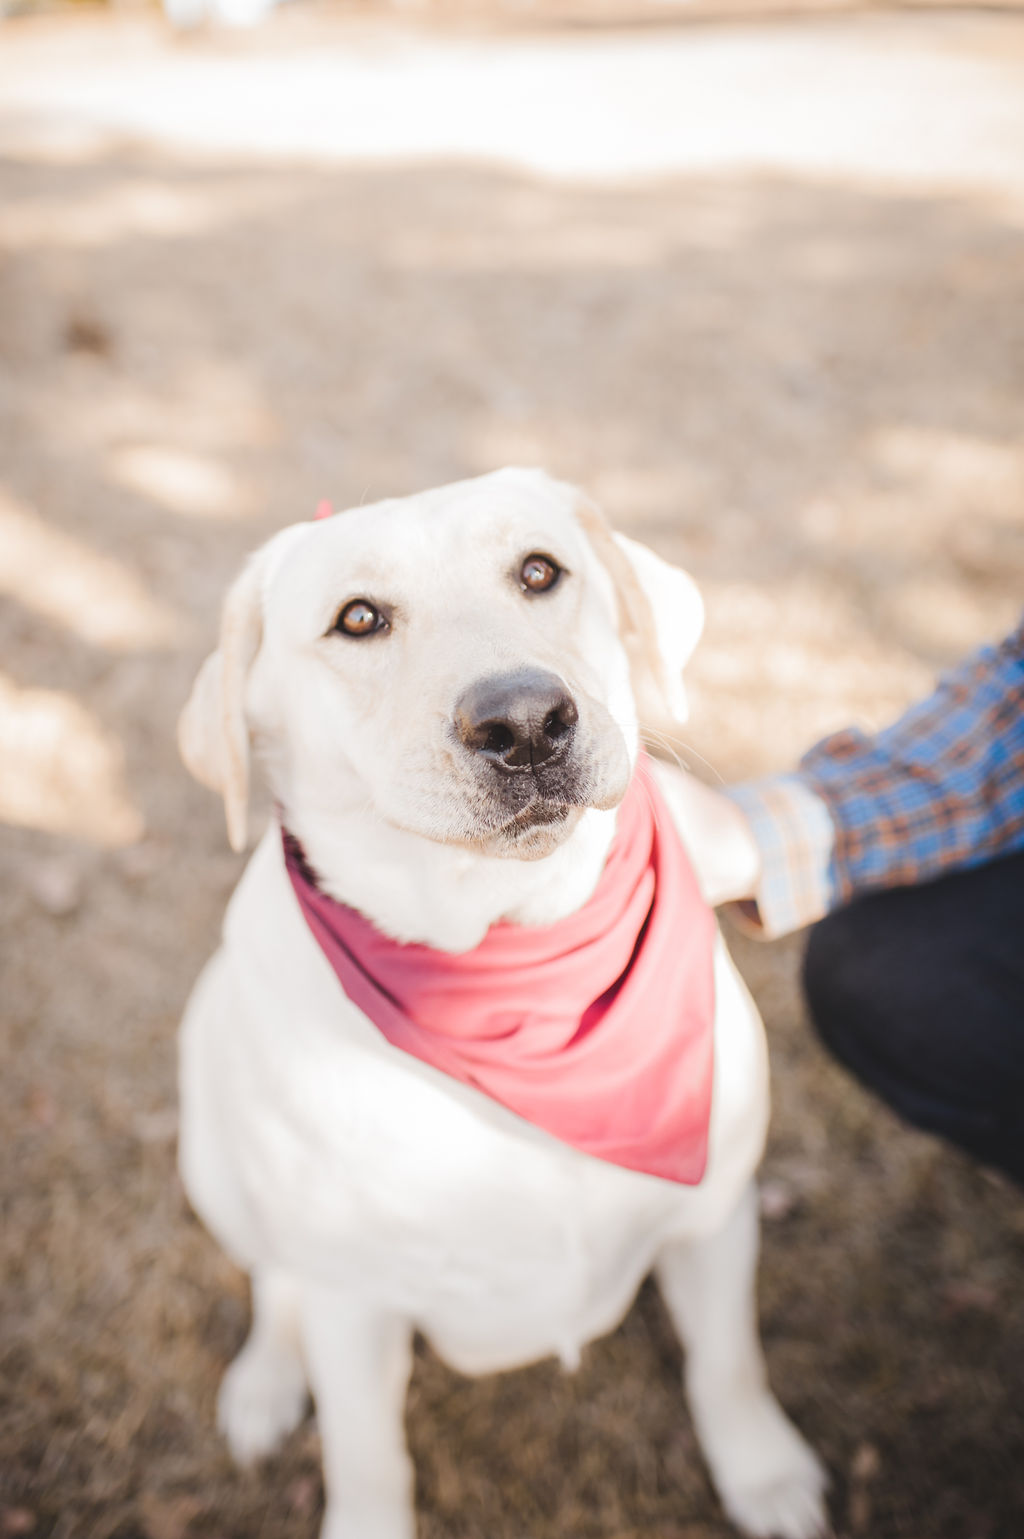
left=481, top=755, right=589, bottom=826
left=447, top=762, right=589, bottom=856
left=458, top=732, right=631, bottom=857
left=489, top=795, right=582, bottom=859
left=472, top=756, right=621, bottom=856
left=500, top=797, right=575, bottom=835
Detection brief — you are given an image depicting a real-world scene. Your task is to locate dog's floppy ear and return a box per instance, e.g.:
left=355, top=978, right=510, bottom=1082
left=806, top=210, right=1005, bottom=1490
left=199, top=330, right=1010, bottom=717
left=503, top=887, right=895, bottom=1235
left=178, top=524, right=310, bottom=851
left=178, top=554, right=265, bottom=852
left=574, top=496, right=703, bottom=729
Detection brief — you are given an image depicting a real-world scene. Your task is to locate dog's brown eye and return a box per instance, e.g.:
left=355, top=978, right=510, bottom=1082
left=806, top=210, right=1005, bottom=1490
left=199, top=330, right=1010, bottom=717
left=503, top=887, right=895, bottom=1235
left=335, top=599, right=386, bottom=637
left=520, top=554, right=561, bottom=594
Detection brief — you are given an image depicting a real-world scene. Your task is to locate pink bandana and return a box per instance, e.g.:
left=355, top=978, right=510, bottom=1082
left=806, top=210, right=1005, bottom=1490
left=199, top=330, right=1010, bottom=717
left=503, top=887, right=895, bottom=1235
left=283, top=759, right=715, bottom=1184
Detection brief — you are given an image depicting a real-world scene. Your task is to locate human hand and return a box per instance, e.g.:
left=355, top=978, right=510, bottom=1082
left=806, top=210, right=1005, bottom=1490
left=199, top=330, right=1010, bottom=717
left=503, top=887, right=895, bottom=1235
left=647, top=760, right=762, bottom=909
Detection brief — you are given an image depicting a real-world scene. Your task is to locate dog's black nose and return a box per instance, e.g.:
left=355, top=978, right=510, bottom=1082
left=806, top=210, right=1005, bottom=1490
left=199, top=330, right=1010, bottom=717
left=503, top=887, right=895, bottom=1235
left=455, top=670, right=579, bottom=771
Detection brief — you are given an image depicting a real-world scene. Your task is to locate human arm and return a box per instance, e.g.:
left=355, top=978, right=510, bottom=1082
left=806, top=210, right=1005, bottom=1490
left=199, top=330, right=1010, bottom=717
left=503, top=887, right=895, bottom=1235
left=720, top=615, right=1024, bottom=937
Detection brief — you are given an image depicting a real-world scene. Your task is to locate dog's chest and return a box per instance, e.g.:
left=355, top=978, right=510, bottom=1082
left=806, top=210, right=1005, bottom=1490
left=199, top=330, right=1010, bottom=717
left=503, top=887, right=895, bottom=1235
left=211, top=978, right=676, bottom=1373
left=184, top=841, right=738, bottom=1377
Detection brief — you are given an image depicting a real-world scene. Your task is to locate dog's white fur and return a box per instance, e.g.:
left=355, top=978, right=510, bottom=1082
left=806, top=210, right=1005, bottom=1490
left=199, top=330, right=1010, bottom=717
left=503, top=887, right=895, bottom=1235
left=177, top=468, right=827, bottom=1539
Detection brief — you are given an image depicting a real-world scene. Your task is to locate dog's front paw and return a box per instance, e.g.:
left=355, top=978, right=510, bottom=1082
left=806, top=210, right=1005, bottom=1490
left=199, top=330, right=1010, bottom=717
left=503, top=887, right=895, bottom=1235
left=712, top=1399, right=829, bottom=1539
left=320, top=1501, right=415, bottom=1539
left=217, top=1340, right=308, bottom=1465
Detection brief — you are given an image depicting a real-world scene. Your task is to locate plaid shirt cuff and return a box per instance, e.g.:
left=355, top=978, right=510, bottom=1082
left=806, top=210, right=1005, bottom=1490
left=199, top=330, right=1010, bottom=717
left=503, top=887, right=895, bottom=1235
left=723, top=775, right=836, bottom=938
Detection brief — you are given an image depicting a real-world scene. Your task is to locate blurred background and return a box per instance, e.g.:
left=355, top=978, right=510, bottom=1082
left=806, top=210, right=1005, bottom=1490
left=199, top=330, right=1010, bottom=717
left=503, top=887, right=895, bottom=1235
left=2, top=1, right=1024, bottom=1536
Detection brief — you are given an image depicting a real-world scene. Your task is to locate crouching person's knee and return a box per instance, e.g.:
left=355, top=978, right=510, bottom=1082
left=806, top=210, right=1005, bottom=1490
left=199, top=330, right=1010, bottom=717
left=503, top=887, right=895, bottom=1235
left=800, top=883, right=953, bottom=1132
left=801, top=898, right=897, bottom=1080
left=800, top=859, right=1024, bottom=1186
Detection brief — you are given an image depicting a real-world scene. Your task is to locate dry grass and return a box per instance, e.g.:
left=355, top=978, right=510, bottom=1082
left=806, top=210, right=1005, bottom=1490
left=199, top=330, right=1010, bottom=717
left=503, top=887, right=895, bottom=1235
left=2, top=11, right=1024, bottom=1538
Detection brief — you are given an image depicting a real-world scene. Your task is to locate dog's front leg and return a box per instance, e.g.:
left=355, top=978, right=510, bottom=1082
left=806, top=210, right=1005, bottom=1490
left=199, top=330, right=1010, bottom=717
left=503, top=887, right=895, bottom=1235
left=300, top=1283, right=416, bottom=1539
left=218, top=1267, right=309, bottom=1464
left=655, top=1182, right=828, bottom=1539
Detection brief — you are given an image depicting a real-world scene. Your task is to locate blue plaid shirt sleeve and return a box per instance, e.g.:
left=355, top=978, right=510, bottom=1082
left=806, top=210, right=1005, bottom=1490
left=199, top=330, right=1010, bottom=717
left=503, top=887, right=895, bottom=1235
left=724, top=615, right=1024, bottom=937
left=724, top=775, right=836, bottom=937
left=802, top=616, right=1024, bottom=906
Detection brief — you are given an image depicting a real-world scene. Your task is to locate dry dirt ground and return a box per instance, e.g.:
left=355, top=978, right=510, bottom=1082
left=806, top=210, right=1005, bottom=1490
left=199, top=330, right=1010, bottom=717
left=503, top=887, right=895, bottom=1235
left=2, top=8, right=1024, bottom=1539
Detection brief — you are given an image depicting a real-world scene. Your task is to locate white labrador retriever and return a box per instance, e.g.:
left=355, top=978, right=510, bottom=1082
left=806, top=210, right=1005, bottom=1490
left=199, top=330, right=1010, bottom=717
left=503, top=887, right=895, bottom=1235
left=177, top=467, right=827, bottom=1539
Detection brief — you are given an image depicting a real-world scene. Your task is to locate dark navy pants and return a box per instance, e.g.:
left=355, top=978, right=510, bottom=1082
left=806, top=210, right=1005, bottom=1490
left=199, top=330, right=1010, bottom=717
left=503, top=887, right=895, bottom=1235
left=802, top=849, right=1024, bottom=1187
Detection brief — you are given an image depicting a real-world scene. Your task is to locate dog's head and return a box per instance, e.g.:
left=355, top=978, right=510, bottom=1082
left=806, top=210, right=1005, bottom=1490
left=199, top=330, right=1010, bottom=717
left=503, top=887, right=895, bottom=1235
left=179, top=468, right=702, bottom=859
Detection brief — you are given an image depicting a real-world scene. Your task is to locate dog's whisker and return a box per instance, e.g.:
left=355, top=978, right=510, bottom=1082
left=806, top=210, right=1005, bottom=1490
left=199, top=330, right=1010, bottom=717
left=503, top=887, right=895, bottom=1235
left=640, top=725, right=728, bottom=789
